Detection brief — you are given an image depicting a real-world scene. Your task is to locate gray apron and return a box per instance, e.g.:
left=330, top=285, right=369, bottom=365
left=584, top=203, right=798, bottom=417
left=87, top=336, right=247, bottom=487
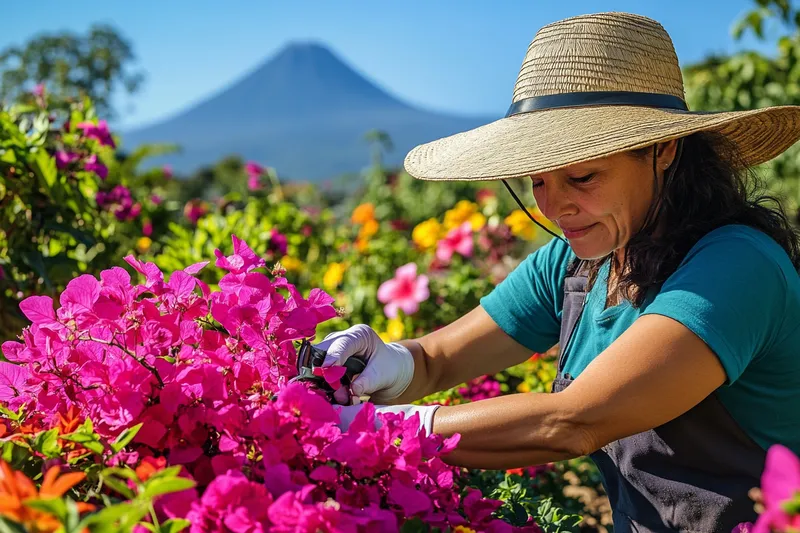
left=551, top=260, right=765, bottom=532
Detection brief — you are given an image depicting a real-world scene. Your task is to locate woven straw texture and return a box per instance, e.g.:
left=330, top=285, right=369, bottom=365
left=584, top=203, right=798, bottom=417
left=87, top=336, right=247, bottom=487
left=404, top=12, right=800, bottom=182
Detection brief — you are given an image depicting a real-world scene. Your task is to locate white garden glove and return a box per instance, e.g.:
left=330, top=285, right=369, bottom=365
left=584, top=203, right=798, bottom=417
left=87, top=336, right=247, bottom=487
left=334, top=403, right=440, bottom=435
left=313, top=324, right=414, bottom=404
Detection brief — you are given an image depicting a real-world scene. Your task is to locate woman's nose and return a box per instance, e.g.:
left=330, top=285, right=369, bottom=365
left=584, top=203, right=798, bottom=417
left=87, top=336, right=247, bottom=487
left=536, top=186, right=577, bottom=222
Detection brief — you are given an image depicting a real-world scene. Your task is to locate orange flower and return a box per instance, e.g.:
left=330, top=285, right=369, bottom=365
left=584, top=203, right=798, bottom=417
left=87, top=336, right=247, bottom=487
left=135, top=456, right=167, bottom=482
left=0, top=460, right=93, bottom=532
left=354, top=238, right=369, bottom=253
left=505, top=467, right=525, bottom=476
left=358, top=218, right=379, bottom=240
left=56, top=406, right=88, bottom=461
left=56, top=406, right=82, bottom=435
left=351, top=203, right=375, bottom=224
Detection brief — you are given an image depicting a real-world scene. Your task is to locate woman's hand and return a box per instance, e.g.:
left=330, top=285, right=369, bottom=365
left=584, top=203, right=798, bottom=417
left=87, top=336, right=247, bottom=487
left=314, top=325, right=415, bottom=403
left=333, top=402, right=440, bottom=434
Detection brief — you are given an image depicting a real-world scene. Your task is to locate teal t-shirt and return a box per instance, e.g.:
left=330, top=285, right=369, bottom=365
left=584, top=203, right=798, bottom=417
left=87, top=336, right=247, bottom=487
left=480, top=224, right=800, bottom=453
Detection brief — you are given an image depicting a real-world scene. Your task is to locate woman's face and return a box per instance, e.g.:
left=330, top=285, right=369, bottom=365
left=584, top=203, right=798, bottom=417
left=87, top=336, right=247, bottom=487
left=531, top=141, right=678, bottom=260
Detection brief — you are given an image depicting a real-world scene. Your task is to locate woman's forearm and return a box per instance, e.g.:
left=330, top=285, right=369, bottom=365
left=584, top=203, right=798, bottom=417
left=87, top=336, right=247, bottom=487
left=392, top=338, right=441, bottom=404
left=391, top=307, right=535, bottom=405
left=430, top=391, right=592, bottom=469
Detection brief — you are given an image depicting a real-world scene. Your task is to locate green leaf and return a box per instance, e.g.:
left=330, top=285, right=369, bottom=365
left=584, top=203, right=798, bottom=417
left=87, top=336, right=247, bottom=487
left=19, top=250, right=51, bottom=289
left=0, top=404, right=21, bottom=421
left=510, top=500, right=529, bottom=526
left=77, top=501, right=149, bottom=533
left=82, top=440, right=105, bottom=455
left=0, top=517, right=27, bottom=533
left=24, top=497, right=68, bottom=522
left=33, top=148, right=57, bottom=190
left=398, top=517, right=429, bottom=533
left=100, top=475, right=136, bottom=500
left=140, top=477, right=196, bottom=499
left=100, top=467, right=140, bottom=482
left=32, top=428, right=61, bottom=458
left=42, top=221, right=96, bottom=247
left=160, top=519, right=191, bottom=533
left=111, top=423, right=142, bottom=453
left=146, top=465, right=182, bottom=481
left=64, top=498, right=82, bottom=533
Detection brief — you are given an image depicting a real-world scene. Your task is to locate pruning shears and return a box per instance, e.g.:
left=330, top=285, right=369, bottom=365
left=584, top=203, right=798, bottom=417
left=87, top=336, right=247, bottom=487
left=275, top=339, right=367, bottom=404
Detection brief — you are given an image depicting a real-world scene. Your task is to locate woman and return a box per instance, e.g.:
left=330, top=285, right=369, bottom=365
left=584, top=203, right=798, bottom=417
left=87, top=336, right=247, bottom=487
left=317, top=12, right=800, bottom=532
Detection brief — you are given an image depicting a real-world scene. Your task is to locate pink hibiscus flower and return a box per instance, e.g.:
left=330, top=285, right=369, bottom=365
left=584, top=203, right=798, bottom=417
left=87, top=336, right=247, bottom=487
left=377, top=263, right=429, bottom=319
left=436, top=222, right=474, bottom=263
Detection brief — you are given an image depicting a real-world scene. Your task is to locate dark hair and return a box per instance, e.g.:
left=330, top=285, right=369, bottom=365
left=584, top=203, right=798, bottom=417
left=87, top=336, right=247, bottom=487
left=588, top=131, right=800, bottom=307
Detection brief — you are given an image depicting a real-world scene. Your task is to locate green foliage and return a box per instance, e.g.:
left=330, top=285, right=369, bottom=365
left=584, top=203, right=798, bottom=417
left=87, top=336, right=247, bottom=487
left=0, top=24, right=144, bottom=119
left=684, top=0, right=800, bottom=218
left=0, top=91, right=175, bottom=342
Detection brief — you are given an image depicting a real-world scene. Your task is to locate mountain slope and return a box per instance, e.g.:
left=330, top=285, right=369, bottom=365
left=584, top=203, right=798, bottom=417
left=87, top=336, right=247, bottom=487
left=121, top=42, right=496, bottom=180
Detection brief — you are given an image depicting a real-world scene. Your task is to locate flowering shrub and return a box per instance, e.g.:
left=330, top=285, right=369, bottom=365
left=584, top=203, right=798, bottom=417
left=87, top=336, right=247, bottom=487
left=0, top=235, right=559, bottom=532
left=0, top=88, right=175, bottom=342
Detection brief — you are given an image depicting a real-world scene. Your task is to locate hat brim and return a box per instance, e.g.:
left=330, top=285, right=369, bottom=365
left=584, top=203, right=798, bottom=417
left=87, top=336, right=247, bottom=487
left=403, top=105, right=800, bottom=181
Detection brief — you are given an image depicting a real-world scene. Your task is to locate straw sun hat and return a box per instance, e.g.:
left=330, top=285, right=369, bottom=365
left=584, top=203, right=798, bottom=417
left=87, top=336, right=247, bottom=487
left=403, top=12, right=800, bottom=182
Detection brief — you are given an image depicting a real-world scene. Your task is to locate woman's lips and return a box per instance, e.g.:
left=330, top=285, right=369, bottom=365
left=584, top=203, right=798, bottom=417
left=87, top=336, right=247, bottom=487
left=561, top=223, right=596, bottom=239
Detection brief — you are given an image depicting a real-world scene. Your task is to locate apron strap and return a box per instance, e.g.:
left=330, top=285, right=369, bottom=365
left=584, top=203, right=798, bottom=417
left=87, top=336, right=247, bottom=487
left=557, top=258, right=589, bottom=375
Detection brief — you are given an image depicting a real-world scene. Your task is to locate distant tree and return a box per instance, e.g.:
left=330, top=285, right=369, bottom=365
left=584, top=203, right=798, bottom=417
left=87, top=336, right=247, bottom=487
left=683, top=0, right=800, bottom=220
left=363, top=129, right=393, bottom=168
left=0, top=24, right=144, bottom=118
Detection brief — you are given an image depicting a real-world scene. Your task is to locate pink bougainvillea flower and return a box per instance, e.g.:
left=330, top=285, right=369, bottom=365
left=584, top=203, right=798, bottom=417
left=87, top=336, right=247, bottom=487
left=162, top=165, right=173, bottom=179
left=436, top=221, right=474, bottom=263
left=214, top=235, right=266, bottom=274
left=377, top=263, right=429, bottom=319
left=186, top=470, right=272, bottom=532
left=76, top=120, right=115, bottom=148
left=183, top=200, right=208, bottom=225
left=32, top=83, right=45, bottom=97
left=55, top=151, right=80, bottom=169
left=313, top=365, right=346, bottom=391
left=388, top=480, right=432, bottom=517
left=96, top=185, right=139, bottom=220
left=753, top=444, right=800, bottom=532
left=268, top=229, right=288, bottom=257
left=245, top=162, right=266, bottom=191
left=143, top=220, right=153, bottom=237
left=83, top=154, right=108, bottom=180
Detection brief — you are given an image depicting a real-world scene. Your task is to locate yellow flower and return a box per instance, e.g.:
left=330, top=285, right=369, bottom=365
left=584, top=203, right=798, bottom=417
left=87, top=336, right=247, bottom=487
left=351, top=203, right=375, bottom=224
left=280, top=256, right=303, bottom=272
left=453, top=527, right=478, bottom=533
left=412, top=218, right=442, bottom=250
left=386, top=318, right=404, bottom=341
left=323, top=262, right=346, bottom=291
left=136, top=236, right=152, bottom=253
left=379, top=318, right=406, bottom=343
left=517, top=382, right=531, bottom=393
left=504, top=209, right=538, bottom=240
left=358, top=218, right=380, bottom=240
left=443, top=200, right=486, bottom=231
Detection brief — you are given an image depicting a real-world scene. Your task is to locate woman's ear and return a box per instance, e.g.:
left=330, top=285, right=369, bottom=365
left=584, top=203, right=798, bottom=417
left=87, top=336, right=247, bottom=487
left=657, top=139, right=679, bottom=170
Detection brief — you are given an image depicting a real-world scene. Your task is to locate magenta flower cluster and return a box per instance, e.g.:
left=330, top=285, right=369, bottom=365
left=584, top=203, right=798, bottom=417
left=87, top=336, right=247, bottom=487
left=458, top=376, right=503, bottom=403
left=1, top=236, right=528, bottom=532
left=96, top=185, right=142, bottom=221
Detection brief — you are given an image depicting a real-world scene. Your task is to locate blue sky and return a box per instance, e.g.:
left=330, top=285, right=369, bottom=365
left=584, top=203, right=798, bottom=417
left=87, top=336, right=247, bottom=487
left=4, top=1, right=780, bottom=130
